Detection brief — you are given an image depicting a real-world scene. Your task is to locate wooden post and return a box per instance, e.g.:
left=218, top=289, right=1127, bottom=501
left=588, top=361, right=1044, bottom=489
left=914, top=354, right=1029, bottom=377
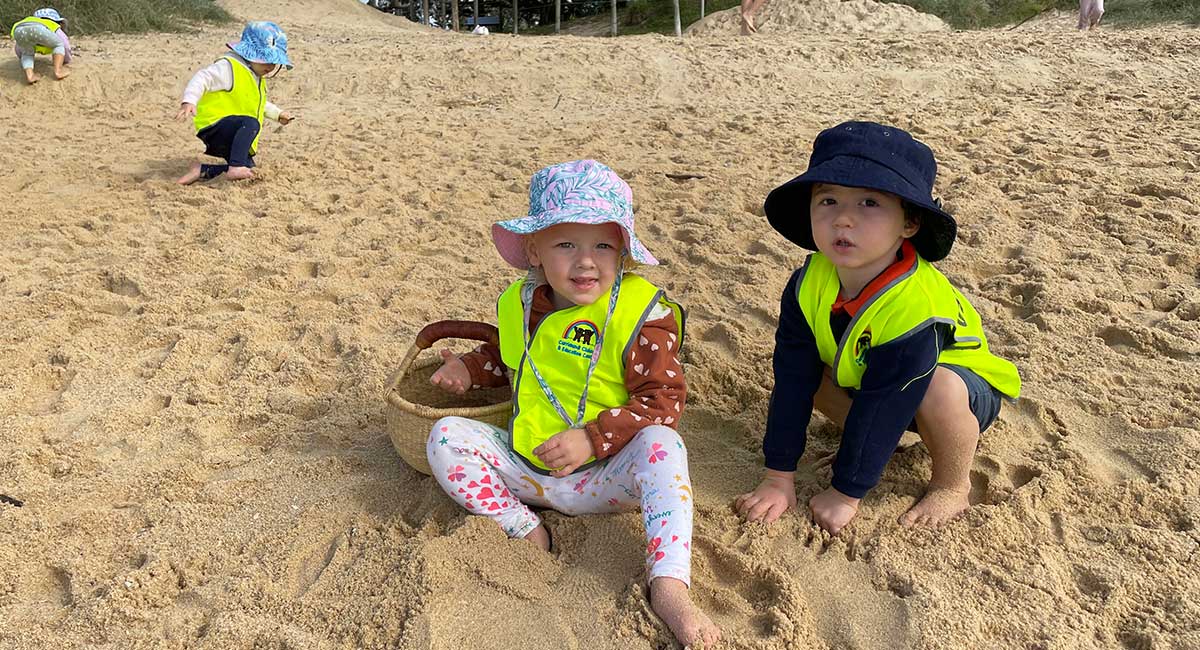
left=672, top=0, right=681, bottom=36
left=452, top=0, right=459, bottom=31
left=422, top=0, right=429, bottom=24
left=474, top=0, right=479, bottom=29
left=513, top=0, right=519, bottom=34
left=610, top=0, right=617, bottom=36
left=555, top=0, right=561, bottom=33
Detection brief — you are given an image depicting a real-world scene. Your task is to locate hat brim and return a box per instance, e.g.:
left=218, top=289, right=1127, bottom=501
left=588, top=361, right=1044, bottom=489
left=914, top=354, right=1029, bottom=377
left=227, top=42, right=294, bottom=70
left=763, top=155, right=957, bottom=262
left=492, top=208, right=658, bottom=269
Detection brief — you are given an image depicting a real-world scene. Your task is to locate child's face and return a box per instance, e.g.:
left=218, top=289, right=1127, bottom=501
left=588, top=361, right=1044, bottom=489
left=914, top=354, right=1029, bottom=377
left=249, top=61, right=280, bottom=77
left=527, top=222, right=624, bottom=309
left=809, top=183, right=919, bottom=276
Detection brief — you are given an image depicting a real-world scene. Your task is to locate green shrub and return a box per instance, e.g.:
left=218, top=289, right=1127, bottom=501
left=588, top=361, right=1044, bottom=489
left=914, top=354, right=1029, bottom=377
left=1, top=0, right=231, bottom=35
left=626, top=0, right=652, bottom=25
left=893, top=0, right=1200, bottom=28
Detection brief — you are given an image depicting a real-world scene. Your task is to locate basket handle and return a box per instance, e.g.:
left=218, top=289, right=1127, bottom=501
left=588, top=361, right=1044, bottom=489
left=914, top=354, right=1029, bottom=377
left=385, top=320, right=500, bottom=395
left=415, top=320, right=500, bottom=349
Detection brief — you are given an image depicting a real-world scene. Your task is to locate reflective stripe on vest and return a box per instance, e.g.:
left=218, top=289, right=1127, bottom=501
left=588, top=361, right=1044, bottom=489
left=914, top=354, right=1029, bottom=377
left=497, top=273, right=685, bottom=473
left=796, top=252, right=1020, bottom=398
left=192, top=55, right=266, bottom=155
left=11, top=17, right=62, bottom=54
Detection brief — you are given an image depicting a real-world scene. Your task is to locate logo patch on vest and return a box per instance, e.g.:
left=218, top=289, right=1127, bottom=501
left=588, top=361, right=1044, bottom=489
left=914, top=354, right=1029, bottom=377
left=558, top=320, right=599, bottom=358
left=853, top=329, right=872, bottom=366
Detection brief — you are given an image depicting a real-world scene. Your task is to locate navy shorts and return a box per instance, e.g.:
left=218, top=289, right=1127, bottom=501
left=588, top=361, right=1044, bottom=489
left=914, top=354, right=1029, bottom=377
left=846, top=363, right=1004, bottom=434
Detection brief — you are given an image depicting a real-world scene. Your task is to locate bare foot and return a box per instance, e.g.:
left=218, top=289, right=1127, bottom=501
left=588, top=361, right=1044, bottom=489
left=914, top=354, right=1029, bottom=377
left=650, top=577, right=720, bottom=648
left=225, top=166, right=255, bottom=181
left=899, top=486, right=970, bottom=528
left=176, top=161, right=203, bottom=185
left=524, top=524, right=550, bottom=552
left=809, top=487, right=860, bottom=535
left=739, top=12, right=757, bottom=35
left=25, top=72, right=41, bottom=85
left=54, top=69, right=70, bottom=80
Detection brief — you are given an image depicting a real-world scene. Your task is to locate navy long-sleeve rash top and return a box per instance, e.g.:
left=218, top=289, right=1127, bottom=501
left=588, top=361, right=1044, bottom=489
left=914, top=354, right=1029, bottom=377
left=763, top=268, right=952, bottom=499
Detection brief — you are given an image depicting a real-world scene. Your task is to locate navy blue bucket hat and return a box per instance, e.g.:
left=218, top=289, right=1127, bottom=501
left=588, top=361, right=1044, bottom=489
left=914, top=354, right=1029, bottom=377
left=763, top=121, right=957, bottom=262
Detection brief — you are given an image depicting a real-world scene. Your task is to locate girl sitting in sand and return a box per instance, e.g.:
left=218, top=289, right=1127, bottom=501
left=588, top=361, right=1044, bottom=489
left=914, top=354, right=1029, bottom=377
left=425, top=159, right=720, bottom=648
left=10, top=8, right=71, bottom=84
left=174, top=21, right=296, bottom=185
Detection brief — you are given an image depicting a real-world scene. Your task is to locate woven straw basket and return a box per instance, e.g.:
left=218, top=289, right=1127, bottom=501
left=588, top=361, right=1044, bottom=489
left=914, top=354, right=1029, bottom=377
left=384, top=320, right=512, bottom=475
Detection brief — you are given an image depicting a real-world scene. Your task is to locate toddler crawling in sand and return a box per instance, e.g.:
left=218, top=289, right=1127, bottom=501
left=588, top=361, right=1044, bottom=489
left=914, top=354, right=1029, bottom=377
left=737, top=121, right=1021, bottom=534
left=425, top=160, right=720, bottom=648
left=10, top=8, right=71, bottom=84
left=175, top=22, right=297, bottom=185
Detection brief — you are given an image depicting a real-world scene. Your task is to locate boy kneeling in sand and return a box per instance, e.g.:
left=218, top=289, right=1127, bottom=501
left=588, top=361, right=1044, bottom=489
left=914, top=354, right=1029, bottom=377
left=737, top=121, right=1021, bottom=534
left=175, top=22, right=296, bottom=185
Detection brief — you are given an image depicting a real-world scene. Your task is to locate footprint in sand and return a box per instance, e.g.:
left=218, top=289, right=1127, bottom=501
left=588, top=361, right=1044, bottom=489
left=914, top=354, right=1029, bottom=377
left=691, top=536, right=794, bottom=640
left=138, top=335, right=179, bottom=379
left=25, top=365, right=77, bottom=415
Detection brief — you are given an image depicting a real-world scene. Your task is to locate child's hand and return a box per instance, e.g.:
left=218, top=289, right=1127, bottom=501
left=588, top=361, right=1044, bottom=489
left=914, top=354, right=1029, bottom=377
left=533, top=428, right=594, bottom=478
left=429, top=349, right=471, bottom=394
left=734, top=470, right=796, bottom=524
left=278, top=112, right=297, bottom=125
left=175, top=103, right=196, bottom=121
left=808, top=487, right=861, bottom=535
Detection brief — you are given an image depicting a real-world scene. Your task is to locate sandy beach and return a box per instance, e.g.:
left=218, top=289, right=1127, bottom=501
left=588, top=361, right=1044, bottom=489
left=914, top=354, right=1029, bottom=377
left=1, top=0, right=1198, bottom=647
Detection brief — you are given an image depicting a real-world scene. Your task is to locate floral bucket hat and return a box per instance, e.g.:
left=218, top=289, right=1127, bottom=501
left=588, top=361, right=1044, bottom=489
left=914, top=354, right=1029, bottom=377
left=33, top=8, right=65, bottom=23
left=492, top=159, right=658, bottom=269
left=227, top=21, right=293, bottom=69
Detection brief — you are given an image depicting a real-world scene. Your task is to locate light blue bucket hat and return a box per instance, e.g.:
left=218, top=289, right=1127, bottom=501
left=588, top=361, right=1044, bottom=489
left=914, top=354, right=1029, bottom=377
left=33, top=8, right=65, bottom=23
left=492, top=159, right=658, bottom=269
left=227, top=21, right=292, bottom=69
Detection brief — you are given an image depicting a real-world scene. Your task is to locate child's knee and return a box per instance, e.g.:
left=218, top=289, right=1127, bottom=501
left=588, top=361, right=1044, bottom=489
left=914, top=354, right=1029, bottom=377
left=429, top=416, right=474, bottom=442
left=917, top=367, right=971, bottom=419
left=631, top=425, right=687, bottom=463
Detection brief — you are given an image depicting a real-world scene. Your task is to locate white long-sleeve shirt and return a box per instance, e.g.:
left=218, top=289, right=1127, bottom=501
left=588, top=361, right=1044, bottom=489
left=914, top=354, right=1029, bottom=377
left=180, top=53, right=282, bottom=121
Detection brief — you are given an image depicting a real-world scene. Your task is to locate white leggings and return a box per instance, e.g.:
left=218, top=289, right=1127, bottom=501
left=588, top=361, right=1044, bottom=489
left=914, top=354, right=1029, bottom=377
left=427, top=416, right=695, bottom=585
left=13, top=23, right=64, bottom=70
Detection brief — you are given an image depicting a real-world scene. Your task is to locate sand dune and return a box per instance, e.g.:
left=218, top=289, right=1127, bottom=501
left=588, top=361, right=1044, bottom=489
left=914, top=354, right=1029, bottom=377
left=1, top=0, right=1198, bottom=648
left=688, top=0, right=949, bottom=36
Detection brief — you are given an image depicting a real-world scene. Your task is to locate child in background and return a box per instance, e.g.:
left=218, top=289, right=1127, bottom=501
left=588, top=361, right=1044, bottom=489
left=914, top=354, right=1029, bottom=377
left=425, top=160, right=720, bottom=648
left=736, top=121, right=1021, bottom=534
left=175, top=21, right=296, bottom=185
left=10, top=8, right=71, bottom=84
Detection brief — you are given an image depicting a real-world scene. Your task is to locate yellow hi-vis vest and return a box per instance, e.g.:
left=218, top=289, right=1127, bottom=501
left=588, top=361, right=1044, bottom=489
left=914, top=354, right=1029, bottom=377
left=797, top=252, right=1021, bottom=399
left=11, top=17, right=62, bottom=54
left=497, top=273, right=685, bottom=473
left=193, top=55, right=266, bottom=155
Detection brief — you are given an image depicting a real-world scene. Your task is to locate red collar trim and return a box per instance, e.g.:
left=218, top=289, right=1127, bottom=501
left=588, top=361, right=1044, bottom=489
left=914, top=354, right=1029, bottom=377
left=832, top=240, right=917, bottom=318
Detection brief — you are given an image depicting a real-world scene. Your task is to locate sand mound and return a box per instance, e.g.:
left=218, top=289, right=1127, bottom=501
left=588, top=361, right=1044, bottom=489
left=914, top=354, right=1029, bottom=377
left=687, top=0, right=950, bottom=36
left=2, top=0, right=1199, bottom=647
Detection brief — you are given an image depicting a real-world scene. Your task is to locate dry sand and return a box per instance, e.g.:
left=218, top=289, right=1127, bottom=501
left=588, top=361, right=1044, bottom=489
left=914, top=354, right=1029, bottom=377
left=688, top=0, right=949, bottom=36
left=2, top=1, right=1199, bottom=648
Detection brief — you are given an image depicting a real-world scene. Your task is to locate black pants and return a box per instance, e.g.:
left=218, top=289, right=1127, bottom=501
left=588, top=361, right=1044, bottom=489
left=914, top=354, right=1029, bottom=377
left=197, top=115, right=260, bottom=179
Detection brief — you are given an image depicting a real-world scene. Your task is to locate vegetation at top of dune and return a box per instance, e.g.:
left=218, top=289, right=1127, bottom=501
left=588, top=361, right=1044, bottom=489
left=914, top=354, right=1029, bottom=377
left=1, top=0, right=231, bottom=35
left=896, top=0, right=1200, bottom=28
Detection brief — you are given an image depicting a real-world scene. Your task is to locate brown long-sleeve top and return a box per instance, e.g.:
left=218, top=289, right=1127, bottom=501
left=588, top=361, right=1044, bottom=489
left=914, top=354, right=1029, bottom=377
left=459, top=284, right=685, bottom=461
